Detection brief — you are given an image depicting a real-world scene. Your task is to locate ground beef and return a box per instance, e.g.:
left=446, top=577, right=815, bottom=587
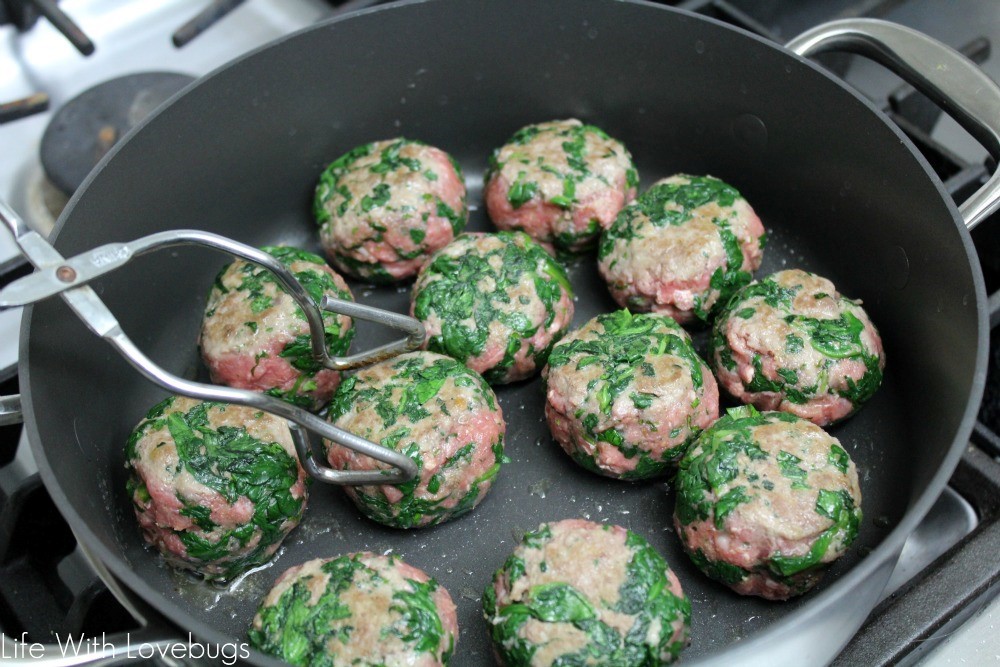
left=598, top=174, right=766, bottom=324
left=411, top=231, right=574, bottom=384
left=710, top=269, right=885, bottom=427
left=484, top=119, right=638, bottom=253
left=200, top=245, right=354, bottom=411
left=124, top=396, right=307, bottom=581
left=674, top=406, right=863, bottom=600
left=483, top=519, right=690, bottom=666
left=314, top=138, right=467, bottom=283
left=325, top=351, right=505, bottom=528
left=543, top=310, right=719, bottom=479
left=250, top=552, right=458, bottom=665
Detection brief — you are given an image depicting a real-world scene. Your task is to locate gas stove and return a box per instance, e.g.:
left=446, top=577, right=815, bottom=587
left=1, top=1, right=999, bottom=665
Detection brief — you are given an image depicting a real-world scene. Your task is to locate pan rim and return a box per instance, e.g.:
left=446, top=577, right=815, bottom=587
left=20, top=0, right=990, bottom=663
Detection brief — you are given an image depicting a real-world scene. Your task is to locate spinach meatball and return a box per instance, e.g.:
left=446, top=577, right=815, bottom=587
left=710, top=269, right=885, bottom=427
left=483, top=519, right=691, bottom=666
left=250, top=552, right=458, bottom=666
left=598, top=174, right=766, bottom=324
left=544, top=310, right=719, bottom=480
left=314, top=138, right=468, bottom=283
left=125, top=397, right=307, bottom=582
left=325, top=351, right=505, bottom=529
left=200, top=245, right=354, bottom=411
left=411, top=231, right=574, bottom=384
left=484, top=119, right=638, bottom=253
left=674, top=407, right=863, bottom=600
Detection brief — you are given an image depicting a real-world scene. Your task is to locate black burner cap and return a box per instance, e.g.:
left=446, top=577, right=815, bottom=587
left=40, top=71, right=195, bottom=196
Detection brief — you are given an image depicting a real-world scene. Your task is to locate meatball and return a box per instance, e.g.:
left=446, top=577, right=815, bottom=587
left=674, top=406, right=863, bottom=600
left=483, top=519, right=691, bottom=665
left=484, top=119, right=638, bottom=253
left=710, top=269, right=885, bottom=427
left=598, top=174, right=766, bottom=324
left=544, top=310, right=719, bottom=479
left=124, top=396, right=307, bottom=581
left=249, top=552, right=458, bottom=665
left=314, top=138, right=468, bottom=283
left=411, top=231, right=575, bottom=384
left=200, top=245, right=354, bottom=411
left=325, top=351, right=505, bottom=528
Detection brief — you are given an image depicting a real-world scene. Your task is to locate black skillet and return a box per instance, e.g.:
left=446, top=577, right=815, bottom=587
left=8, top=0, right=1000, bottom=664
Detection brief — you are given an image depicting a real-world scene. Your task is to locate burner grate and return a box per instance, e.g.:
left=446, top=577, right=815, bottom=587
left=0, top=1, right=998, bottom=664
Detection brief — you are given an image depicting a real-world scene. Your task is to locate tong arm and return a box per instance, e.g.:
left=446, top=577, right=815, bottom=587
left=0, top=203, right=420, bottom=484
left=108, top=331, right=418, bottom=484
left=0, top=228, right=425, bottom=370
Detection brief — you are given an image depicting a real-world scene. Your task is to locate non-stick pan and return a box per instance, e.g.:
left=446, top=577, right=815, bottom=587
left=7, top=0, right=1000, bottom=664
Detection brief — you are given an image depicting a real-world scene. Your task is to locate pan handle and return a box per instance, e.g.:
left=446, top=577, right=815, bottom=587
left=786, top=18, right=1000, bottom=230
left=0, top=393, right=21, bottom=426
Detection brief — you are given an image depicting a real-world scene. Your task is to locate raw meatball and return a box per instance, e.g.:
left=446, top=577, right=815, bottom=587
left=314, top=138, right=468, bottom=283
left=249, top=552, right=458, bottom=665
left=598, top=174, right=766, bottom=324
left=483, top=519, right=691, bottom=665
left=484, top=119, right=638, bottom=253
left=325, top=351, right=505, bottom=528
left=411, top=231, right=574, bottom=384
left=674, top=407, right=863, bottom=600
left=544, top=310, right=719, bottom=479
left=710, top=269, right=885, bottom=427
left=200, top=245, right=354, bottom=411
left=124, top=396, right=307, bottom=581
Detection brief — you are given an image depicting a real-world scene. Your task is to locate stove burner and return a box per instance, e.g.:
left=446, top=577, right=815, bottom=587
left=39, top=72, right=196, bottom=197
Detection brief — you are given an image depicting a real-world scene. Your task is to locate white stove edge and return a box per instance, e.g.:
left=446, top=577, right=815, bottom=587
left=0, top=0, right=334, bottom=266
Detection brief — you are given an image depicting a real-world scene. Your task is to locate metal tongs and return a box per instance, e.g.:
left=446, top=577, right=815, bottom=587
left=0, top=201, right=424, bottom=485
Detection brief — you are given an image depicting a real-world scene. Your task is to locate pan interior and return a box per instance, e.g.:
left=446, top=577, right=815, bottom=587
left=23, top=0, right=982, bottom=663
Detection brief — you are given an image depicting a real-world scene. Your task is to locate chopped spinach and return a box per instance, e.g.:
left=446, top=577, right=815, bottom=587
left=712, top=271, right=883, bottom=412
left=676, top=407, right=861, bottom=592
left=327, top=353, right=503, bottom=528
left=249, top=553, right=452, bottom=665
left=413, top=232, right=572, bottom=383
left=208, top=246, right=355, bottom=408
left=828, top=444, right=850, bottom=474
left=769, top=489, right=861, bottom=577
left=483, top=523, right=690, bottom=665
left=490, top=120, right=637, bottom=252
left=126, top=398, right=304, bottom=581
left=388, top=577, right=447, bottom=655
left=360, top=182, right=391, bottom=211
left=776, top=450, right=810, bottom=490
left=507, top=171, right=539, bottom=209
left=599, top=176, right=758, bottom=321
left=313, top=138, right=469, bottom=281
left=687, top=549, right=749, bottom=587
left=675, top=406, right=769, bottom=526
left=548, top=310, right=709, bottom=478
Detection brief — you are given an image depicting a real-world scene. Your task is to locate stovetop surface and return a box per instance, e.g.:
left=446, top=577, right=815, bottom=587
left=1, top=0, right=999, bottom=665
